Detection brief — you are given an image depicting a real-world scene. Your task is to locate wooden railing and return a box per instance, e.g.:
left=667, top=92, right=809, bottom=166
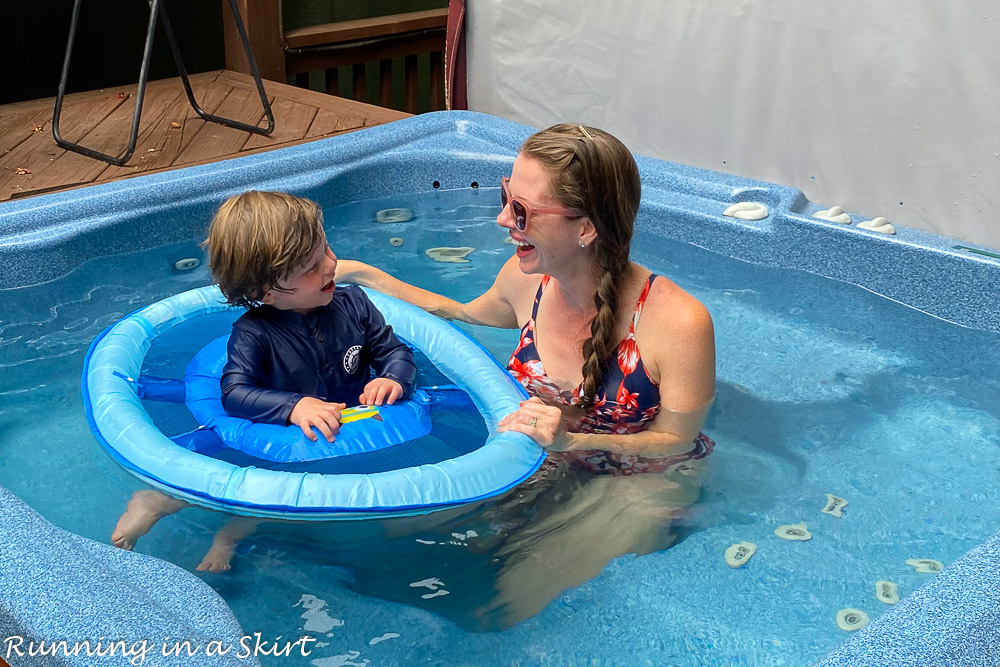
left=222, top=2, right=447, bottom=114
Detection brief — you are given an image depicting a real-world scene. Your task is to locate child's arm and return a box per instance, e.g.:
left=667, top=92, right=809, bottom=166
left=351, top=290, right=417, bottom=400
left=221, top=323, right=302, bottom=423
left=222, top=321, right=343, bottom=442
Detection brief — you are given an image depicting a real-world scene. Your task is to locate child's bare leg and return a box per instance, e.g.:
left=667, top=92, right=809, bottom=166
left=197, top=517, right=259, bottom=572
left=111, top=490, right=189, bottom=550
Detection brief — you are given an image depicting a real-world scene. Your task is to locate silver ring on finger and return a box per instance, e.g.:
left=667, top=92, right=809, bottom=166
left=528, top=416, right=538, bottom=427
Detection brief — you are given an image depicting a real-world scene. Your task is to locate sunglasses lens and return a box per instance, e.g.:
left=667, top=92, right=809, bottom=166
left=512, top=200, right=527, bottom=230
left=501, top=179, right=528, bottom=230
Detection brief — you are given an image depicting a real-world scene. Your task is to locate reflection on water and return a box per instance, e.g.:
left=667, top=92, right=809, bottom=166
left=238, top=454, right=707, bottom=633
left=3, top=187, right=1000, bottom=665
left=0, top=205, right=717, bottom=641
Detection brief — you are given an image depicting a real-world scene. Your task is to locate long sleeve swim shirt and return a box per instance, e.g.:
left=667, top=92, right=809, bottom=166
left=221, top=285, right=416, bottom=425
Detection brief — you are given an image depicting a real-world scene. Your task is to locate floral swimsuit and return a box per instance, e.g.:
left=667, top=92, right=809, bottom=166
left=507, top=274, right=714, bottom=476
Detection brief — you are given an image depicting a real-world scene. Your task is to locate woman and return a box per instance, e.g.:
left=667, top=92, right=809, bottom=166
left=336, top=123, right=716, bottom=627
left=338, top=123, right=715, bottom=467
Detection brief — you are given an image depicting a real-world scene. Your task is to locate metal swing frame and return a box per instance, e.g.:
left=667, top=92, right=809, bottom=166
left=53, top=0, right=275, bottom=166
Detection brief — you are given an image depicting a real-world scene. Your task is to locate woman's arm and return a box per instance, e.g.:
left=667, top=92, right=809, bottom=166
left=562, top=399, right=713, bottom=456
left=336, top=257, right=529, bottom=329
left=500, top=397, right=711, bottom=457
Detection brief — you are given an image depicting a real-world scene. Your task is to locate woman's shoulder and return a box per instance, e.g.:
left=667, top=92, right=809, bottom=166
left=495, top=255, right=544, bottom=312
left=633, top=266, right=715, bottom=406
left=496, top=254, right=541, bottom=287
left=636, top=266, right=713, bottom=337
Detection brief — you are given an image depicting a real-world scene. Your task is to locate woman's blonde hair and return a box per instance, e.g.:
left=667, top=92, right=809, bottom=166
left=203, top=190, right=325, bottom=308
left=521, top=123, right=641, bottom=409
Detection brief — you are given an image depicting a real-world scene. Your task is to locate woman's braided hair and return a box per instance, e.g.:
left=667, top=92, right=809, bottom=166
left=521, top=123, right=641, bottom=409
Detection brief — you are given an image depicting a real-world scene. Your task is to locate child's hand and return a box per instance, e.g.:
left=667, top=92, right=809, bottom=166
left=289, top=397, right=346, bottom=442
left=360, top=378, right=403, bottom=406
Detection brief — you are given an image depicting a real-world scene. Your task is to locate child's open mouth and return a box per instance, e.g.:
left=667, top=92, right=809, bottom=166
left=321, top=279, right=335, bottom=293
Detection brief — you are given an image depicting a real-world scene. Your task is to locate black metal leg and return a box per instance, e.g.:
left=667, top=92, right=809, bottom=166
left=52, top=0, right=274, bottom=167
left=53, top=0, right=161, bottom=166
left=160, top=0, right=275, bottom=136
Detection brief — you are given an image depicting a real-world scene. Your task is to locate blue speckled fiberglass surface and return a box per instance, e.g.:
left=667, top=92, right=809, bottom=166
left=2, top=112, right=1000, bottom=666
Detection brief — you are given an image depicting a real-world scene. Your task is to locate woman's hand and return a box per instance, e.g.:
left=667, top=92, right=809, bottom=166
left=289, top=397, right=345, bottom=442
left=360, top=378, right=403, bottom=406
left=498, top=397, right=575, bottom=451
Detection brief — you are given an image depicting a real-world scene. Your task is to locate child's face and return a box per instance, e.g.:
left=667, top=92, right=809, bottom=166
left=263, top=242, right=338, bottom=314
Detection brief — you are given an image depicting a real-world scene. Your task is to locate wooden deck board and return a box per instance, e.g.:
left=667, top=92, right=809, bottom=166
left=0, top=70, right=409, bottom=203
left=309, top=107, right=367, bottom=136
left=174, top=87, right=275, bottom=166
left=217, top=69, right=408, bottom=129
left=0, top=94, right=126, bottom=197
left=100, top=81, right=231, bottom=181
left=0, top=108, right=51, bottom=155
left=243, top=98, right=318, bottom=150
left=25, top=90, right=187, bottom=196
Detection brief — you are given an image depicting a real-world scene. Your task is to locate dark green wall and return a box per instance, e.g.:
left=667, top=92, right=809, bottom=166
left=284, top=0, right=448, bottom=31
left=3, top=1, right=447, bottom=106
left=3, top=0, right=224, bottom=105
left=286, top=0, right=449, bottom=112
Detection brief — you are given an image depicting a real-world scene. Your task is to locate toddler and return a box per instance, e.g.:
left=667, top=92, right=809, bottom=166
left=112, top=190, right=416, bottom=571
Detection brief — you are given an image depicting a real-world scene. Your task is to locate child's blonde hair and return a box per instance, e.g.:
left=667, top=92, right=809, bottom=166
left=203, top=190, right=325, bottom=308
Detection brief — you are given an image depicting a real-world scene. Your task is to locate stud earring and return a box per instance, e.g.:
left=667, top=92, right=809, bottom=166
left=579, top=241, right=587, bottom=248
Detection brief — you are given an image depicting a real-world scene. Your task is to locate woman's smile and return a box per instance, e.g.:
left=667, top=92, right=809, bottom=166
left=513, top=239, right=536, bottom=257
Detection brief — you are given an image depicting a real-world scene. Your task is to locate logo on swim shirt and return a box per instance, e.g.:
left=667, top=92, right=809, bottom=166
left=343, top=345, right=362, bottom=374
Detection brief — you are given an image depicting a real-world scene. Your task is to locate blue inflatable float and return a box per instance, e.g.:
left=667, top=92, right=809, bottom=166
left=83, top=285, right=544, bottom=520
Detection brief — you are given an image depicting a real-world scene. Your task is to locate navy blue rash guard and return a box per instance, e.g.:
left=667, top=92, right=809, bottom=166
left=221, top=285, right=417, bottom=425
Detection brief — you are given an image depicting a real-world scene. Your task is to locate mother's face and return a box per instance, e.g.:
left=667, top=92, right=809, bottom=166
left=498, top=155, right=596, bottom=276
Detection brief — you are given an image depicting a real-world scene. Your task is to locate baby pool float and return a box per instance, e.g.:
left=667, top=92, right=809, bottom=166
left=83, top=285, right=543, bottom=520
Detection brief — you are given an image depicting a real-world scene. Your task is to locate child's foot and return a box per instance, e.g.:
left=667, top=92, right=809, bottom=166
left=195, top=517, right=257, bottom=572
left=196, top=544, right=236, bottom=572
left=111, top=490, right=187, bottom=550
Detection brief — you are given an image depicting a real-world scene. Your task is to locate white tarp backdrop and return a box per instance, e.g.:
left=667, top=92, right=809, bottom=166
left=465, top=0, right=1000, bottom=249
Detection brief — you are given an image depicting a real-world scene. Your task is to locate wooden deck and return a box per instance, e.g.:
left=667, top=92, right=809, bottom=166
left=0, top=70, right=409, bottom=203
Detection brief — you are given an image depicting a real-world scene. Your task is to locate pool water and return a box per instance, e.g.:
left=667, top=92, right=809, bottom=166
left=2, top=187, right=999, bottom=665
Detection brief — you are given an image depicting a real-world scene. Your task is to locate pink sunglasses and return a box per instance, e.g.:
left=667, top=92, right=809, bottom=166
left=500, top=177, right=586, bottom=231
